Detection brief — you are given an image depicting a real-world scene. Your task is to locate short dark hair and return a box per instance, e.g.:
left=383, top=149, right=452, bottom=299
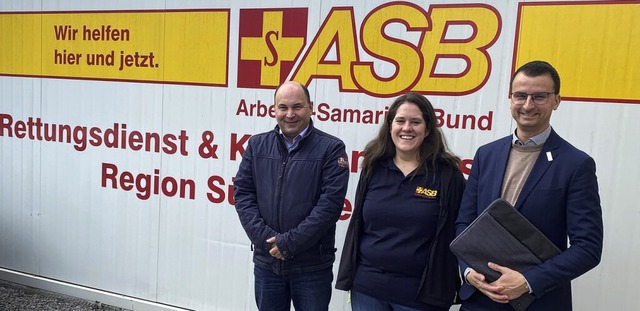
left=274, top=81, right=311, bottom=103
left=511, top=60, right=561, bottom=94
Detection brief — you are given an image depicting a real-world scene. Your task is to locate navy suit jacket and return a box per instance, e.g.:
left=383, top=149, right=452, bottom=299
left=455, top=129, right=603, bottom=311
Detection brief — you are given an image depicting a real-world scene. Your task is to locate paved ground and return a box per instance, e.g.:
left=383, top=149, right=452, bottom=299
left=0, top=279, right=126, bottom=311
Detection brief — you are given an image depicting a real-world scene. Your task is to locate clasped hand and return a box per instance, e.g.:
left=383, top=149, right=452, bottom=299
left=266, top=237, right=285, bottom=260
left=466, top=262, right=529, bottom=303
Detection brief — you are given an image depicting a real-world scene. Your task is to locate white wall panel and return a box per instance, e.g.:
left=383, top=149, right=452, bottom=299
left=1, top=1, right=639, bottom=310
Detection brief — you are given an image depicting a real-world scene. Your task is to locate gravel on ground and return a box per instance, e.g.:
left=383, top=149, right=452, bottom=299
left=0, top=279, right=127, bottom=311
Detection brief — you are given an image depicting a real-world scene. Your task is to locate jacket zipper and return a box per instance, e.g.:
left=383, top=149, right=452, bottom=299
left=275, top=150, right=290, bottom=274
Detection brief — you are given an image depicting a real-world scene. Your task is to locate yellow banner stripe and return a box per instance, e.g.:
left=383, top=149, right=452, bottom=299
left=0, top=10, right=229, bottom=86
left=514, top=2, right=640, bottom=103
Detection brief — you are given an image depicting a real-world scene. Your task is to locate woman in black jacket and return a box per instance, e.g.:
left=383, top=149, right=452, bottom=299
left=336, top=92, right=465, bottom=310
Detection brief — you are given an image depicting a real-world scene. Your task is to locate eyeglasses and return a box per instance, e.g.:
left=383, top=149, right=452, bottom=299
left=511, top=92, right=556, bottom=105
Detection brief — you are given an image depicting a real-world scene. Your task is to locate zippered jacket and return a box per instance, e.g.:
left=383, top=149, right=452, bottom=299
left=234, top=121, right=350, bottom=275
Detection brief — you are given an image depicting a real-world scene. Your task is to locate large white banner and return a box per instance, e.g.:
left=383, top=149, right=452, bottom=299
left=1, top=0, right=639, bottom=310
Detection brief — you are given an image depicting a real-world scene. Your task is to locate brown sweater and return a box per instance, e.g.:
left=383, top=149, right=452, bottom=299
left=501, top=144, right=543, bottom=205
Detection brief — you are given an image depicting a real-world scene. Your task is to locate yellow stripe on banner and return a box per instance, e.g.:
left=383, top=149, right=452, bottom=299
left=0, top=14, right=43, bottom=75
left=514, top=2, right=640, bottom=103
left=0, top=11, right=229, bottom=86
left=164, top=11, right=229, bottom=85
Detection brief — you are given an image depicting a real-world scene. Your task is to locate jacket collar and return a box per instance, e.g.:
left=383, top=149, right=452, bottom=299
left=514, top=128, right=562, bottom=209
left=492, top=128, right=562, bottom=210
left=273, top=119, right=315, bottom=152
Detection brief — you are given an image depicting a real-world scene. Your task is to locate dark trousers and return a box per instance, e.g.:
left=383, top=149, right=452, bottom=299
left=351, top=290, right=446, bottom=311
left=254, top=265, right=333, bottom=311
left=460, top=291, right=515, bottom=311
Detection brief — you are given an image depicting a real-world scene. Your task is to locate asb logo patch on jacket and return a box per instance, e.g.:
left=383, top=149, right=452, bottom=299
left=415, top=186, right=437, bottom=199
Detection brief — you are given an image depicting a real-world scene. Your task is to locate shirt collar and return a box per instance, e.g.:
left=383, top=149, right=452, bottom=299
left=512, top=126, right=552, bottom=146
left=280, top=123, right=311, bottom=150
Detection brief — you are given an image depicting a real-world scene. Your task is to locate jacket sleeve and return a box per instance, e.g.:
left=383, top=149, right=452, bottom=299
left=446, top=166, right=467, bottom=300
left=455, top=149, right=482, bottom=279
left=522, top=156, right=603, bottom=297
left=275, top=140, right=350, bottom=259
left=233, top=140, right=279, bottom=253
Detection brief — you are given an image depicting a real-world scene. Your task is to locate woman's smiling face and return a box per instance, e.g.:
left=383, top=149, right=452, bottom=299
left=390, top=102, right=429, bottom=157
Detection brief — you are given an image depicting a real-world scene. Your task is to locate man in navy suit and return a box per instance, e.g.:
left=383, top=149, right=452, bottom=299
left=455, top=60, right=603, bottom=311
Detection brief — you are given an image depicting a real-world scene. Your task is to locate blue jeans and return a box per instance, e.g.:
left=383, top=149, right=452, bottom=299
left=351, top=290, right=445, bottom=311
left=254, top=266, right=333, bottom=311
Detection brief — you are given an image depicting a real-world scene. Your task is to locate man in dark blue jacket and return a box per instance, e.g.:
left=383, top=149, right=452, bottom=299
left=455, top=61, right=603, bottom=310
left=234, top=81, right=350, bottom=311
